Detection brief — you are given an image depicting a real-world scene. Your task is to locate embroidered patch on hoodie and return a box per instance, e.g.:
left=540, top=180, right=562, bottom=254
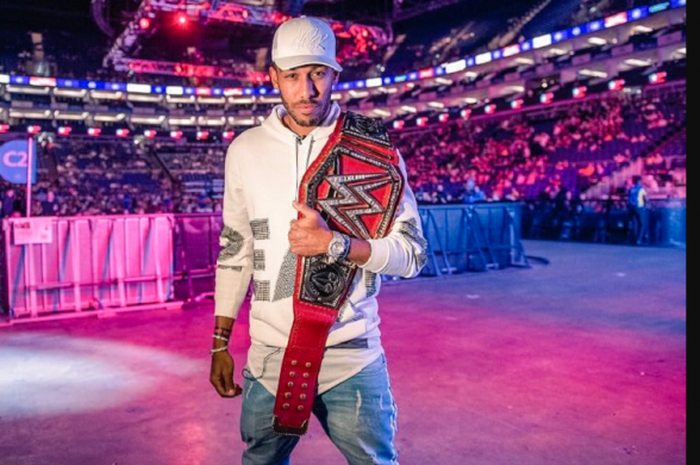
left=250, top=219, right=270, bottom=240
left=253, top=280, right=271, bottom=302
left=397, top=218, right=429, bottom=270
left=254, top=249, right=266, bottom=271
left=365, top=271, right=379, bottom=298
left=273, top=249, right=298, bottom=302
left=218, top=225, right=245, bottom=263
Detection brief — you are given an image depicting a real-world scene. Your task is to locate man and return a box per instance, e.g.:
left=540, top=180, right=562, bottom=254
left=2, top=188, right=17, bottom=218
left=462, top=178, right=486, bottom=204
left=41, top=189, right=59, bottom=216
left=209, top=16, right=427, bottom=465
left=627, top=175, right=649, bottom=245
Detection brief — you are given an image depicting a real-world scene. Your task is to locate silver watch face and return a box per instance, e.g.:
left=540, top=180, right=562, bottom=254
left=330, top=241, right=345, bottom=255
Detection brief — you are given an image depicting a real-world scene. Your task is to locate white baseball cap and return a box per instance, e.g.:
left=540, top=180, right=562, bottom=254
left=272, top=16, right=343, bottom=72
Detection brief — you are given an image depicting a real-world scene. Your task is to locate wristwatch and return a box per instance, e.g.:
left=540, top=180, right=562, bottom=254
left=327, top=231, right=351, bottom=263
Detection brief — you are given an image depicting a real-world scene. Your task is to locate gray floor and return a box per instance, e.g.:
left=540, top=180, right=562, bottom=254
left=0, top=240, right=687, bottom=465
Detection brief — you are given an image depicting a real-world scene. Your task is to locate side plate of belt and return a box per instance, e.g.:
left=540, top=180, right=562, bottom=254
left=272, top=112, right=404, bottom=436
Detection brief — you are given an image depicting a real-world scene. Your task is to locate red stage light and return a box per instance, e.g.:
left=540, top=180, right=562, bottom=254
left=116, top=129, right=130, bottom=138
left=540, top=92, right=554, bottom=105
left=461, top=109, right=472, bottom=120
left=170, top=130, right=183, bottom=140
left=649, top=72, right=667, bottom=85
left=573, top=86, right=588, bottom=99
left=139, top=17, right=151, bottom=30
left=144, top=129, right=158, bottom=139
left=0, top=124, right=10, bottom=134
left=223, top=131, right=235, bottom=140
left=485, top=104, right=497, bottom=114
left=88, top=127, right=102, bottom=137
left=58, top=126, right=72, bottom=136
left=393, top=120, right=405, bottom=130
left=177, top=14, right=188, bottom=26
left=608, top=79, right=626, bottom=92
left=416, top=117, right=429, bottom=127
left=196, top=130, right=210, bottom=141
left=511, top=99, right=524, bottom=110
left=27, top=125, right=42, bottom=135
left=439, top=113, right=450, bottom=123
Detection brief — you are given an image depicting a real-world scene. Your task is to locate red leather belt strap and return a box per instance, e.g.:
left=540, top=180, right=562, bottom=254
left=272, top=112, right=404, bottom=436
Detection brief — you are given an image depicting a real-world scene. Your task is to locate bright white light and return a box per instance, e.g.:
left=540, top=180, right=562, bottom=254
left=0, top=334, right=199, bottom=418
left=533, top=34, right=553, bottom=49
left=579, top=69, right=609, bottom=78
left=476, top=52, right=492, bottom=65
left=625, top=58, right=652, bottom=67
left=444, top=60, right=467, bottom=74
left=588, top=37, right=609, bottom=46
left=126, top=83, right=152, bottom=94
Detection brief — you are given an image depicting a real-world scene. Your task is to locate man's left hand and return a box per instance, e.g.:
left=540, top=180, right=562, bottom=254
left=288, top=201, right=333, bottom=257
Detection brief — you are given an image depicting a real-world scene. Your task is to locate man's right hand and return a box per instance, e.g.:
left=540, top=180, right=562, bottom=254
left=210, top=351, right=243, bottom=398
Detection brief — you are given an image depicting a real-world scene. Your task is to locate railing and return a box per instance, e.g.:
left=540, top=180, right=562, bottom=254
left=1, top=204, right=528, bottom=324
left=1, top=214, right=178, bottom=324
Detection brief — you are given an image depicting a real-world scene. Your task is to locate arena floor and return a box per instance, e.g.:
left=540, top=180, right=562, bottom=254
left=0, top=240, right=686, bottom=465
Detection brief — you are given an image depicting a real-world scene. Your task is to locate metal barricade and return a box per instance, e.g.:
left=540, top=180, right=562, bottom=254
left=1, top=214, right=179, bottom=324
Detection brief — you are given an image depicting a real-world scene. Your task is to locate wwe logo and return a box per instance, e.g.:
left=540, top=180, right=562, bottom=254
left=318, top=173, right=392, bottom=239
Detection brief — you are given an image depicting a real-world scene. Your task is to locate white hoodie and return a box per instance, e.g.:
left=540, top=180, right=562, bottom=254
left=214, top=102, right=427, bottom=350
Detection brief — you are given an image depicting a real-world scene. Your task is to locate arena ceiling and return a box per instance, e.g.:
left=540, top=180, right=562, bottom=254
left=0, top=0, right=488, bottom=33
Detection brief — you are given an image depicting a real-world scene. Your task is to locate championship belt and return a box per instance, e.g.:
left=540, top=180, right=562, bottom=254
left=272, top=112, right=404, bottom=436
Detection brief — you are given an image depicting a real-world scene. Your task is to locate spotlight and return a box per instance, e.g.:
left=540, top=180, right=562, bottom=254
left=58, top=126, right=73, bottom=136
left=608, top=79, right=626, bottom=92
left=139, top=17, right=151, bottom=30
left=573, top=86, right=588, bottom=99
left=177, top=14, right=188, bottom=26
left=649, top=72, right=668, bottom=85
left=540, top=92, right=554, bottom=104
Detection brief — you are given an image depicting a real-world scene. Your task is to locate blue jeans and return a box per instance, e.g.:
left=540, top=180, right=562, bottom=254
left=240, top=354, right=400, bottom=465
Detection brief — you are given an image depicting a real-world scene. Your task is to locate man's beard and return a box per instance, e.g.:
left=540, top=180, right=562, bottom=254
left=282, top=99, right=330, bottom=128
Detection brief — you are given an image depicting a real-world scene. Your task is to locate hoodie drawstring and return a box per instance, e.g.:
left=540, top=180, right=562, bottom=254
left=295, top=135, right=314, bottom=202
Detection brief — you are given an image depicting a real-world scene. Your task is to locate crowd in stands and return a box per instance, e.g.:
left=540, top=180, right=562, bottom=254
left=395, top=89, right=685, bottom=207
left=1, top=85, right=686, bottom=224
left=0, top=140, right=224, bottom=219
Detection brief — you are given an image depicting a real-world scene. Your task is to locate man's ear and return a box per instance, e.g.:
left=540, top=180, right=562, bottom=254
left=269, top=65, right=279, bottom=89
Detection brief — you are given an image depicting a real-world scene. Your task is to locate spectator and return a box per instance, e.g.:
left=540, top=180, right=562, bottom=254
left=2, top=188, right=19, bottom=218
left=462, top=178, right=486, bottom=204
left=41, top=190, right=59, bottom=216
left=627, top=176, right=649, bottom=245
